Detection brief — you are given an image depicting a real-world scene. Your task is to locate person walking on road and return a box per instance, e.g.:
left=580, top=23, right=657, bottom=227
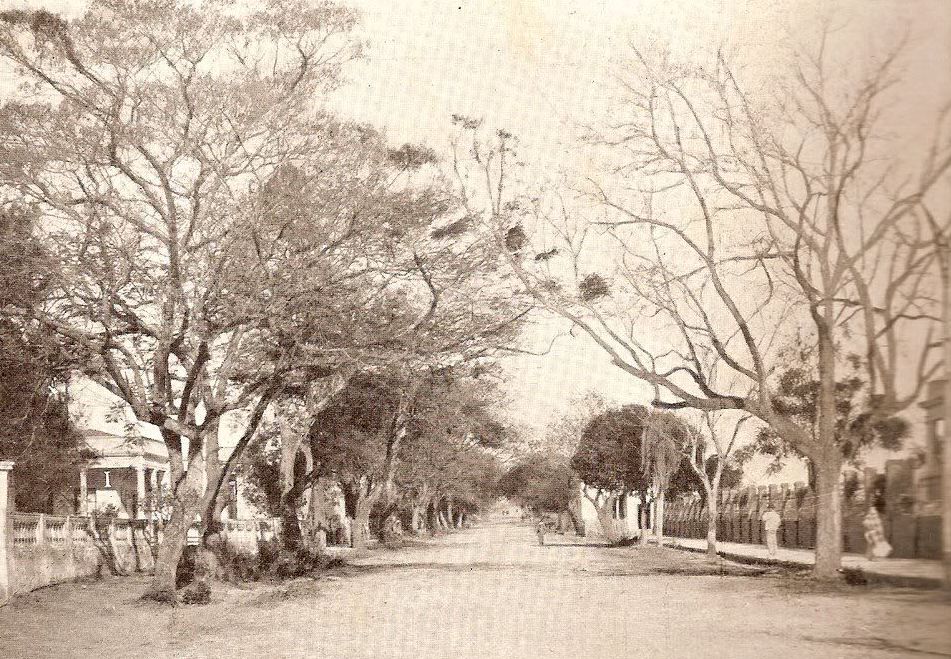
left=761, top=504, right=781, bottom=557
left=536, top=518, right=549, bottom=546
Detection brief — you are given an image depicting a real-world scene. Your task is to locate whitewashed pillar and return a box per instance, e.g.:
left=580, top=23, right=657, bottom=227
left=0, top=462, right=13, bottom=604
left=135, top=463, right=146, bottom=520
left=149, top=469, right=158, bottom=517
left=79, top=468, right=88, bottom=516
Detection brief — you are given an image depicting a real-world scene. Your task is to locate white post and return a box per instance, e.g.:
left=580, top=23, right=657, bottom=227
left=0, top=461, right=13, bottom=605
left=79, top=468, right=88, bottom=516
left=149, top=469, right=158, bottom=518
left=135, top=463, right=146, bottom=520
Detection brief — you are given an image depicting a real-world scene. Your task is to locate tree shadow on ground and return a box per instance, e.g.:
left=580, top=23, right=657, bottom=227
left=800, top=635, right=951, bottom=657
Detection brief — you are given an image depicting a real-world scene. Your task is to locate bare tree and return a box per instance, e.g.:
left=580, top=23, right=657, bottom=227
left=641, top=410, right=687, bottom=546
left=452, top=34, right=949, bottom=578
left=684, top=412, right=751, bottom=558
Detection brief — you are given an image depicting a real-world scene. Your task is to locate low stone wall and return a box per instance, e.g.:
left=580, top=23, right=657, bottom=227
left=6, top=514, right=157, bottom=599
left=218, top=518, right=282, bottom=554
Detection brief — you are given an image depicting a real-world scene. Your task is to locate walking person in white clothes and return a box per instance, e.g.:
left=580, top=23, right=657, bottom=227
left=761, top=504, right=781, bottom=556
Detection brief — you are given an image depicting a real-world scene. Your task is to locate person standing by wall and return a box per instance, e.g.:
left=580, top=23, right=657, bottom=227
left=761, top=504, right=782, bottom=557
left=862, top=507, right=892, bottom=561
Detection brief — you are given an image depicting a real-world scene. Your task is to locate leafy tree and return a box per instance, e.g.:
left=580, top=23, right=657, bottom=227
left=391, top=374, right=509, bottom=534
left=309, top=373, right=402, bottom=548
left=498, top=454, right=575, bottom=517
left=734, top=352, right=910, bottom=489
left=0, top=205, right=89, bottom=513
left=571, top=405, right=650, bottom=542
left=0, top=1, right=524, bottom=598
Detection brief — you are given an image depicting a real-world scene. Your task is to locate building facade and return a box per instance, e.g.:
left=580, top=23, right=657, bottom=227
left=79, top=429, right=170, bottom=520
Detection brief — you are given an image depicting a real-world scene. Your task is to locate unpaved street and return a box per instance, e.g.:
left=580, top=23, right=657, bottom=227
left=1, top=519, right=949, bottom=658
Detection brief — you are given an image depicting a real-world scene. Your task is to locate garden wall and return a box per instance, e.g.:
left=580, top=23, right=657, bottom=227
left=5, top=514, right=158, bottom=599
left=662, top=459, right=942, bottom=559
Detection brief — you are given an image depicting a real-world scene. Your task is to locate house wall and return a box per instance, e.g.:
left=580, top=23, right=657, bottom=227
left=579, top=489, right=644, bottom=539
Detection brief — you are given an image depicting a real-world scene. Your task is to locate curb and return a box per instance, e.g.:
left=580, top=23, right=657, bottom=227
left=667, top=541, right=943, bottom=589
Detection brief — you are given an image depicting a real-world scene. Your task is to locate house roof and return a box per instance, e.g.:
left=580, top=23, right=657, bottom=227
left=81, top=428, right=169, bottom=464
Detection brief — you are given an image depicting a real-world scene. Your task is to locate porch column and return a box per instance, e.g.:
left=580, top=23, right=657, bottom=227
left=79, top=468, right=88, bottom=516
left=0, top=461, right=14, bottom=605
left=135, top=463, right=146, bottom=520
left=149, top=469, right=158, bottom=519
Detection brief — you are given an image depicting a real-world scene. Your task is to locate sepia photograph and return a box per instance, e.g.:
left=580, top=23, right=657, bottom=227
left=0, top=0, right=949, bottom=657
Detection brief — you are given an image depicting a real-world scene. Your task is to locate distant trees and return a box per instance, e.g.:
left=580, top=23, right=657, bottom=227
left=239, top=369, right=509, bottom=554
left=497, top=454, right=577, bottom=527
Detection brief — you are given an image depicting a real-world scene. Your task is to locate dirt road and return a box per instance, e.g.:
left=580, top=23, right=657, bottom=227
left=1, top=518, right=948, bottom=658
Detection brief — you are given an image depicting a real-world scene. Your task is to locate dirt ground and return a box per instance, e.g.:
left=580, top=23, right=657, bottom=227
left=1, top=519, right=949, bottom=658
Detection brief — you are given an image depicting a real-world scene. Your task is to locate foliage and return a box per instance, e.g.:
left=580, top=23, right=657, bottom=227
left=235, top=437, right=283, bottom=517
left=497, top=454, right=574, bottom=514
left=578, top=274, right=610, bottom=302
left=571, top=405, right=649, bottom=494
left=0, top=205, right=89, bottom=513
left=734, top=353, right=910, bottom=483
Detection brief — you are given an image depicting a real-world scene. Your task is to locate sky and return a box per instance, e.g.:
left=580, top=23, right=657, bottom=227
left=5, top=0, right=951, bottom=484
left=325, top=0, right=951, bottom=481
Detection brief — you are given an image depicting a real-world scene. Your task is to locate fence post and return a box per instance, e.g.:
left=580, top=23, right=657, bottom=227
left=36, top=514, right=46, bottom=546
left=0, top=461, right=13, bottom=605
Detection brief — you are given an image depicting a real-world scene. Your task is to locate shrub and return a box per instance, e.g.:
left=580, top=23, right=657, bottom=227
left=180, top=579, right=211, bottom=605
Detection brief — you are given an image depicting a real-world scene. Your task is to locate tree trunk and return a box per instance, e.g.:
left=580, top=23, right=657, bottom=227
left=302, top=478, right=334, bottom=552
left=199, top=418, right=225, bottom=544
left=595, top=495, right=620, bottom=543
left=280, top=491, right=303, bottom=552
left=706, top=494, right=718, bottom=559
left=426, top=499, right=440, bottom=532
left=655, top=490, right=666, bottom=546
left=568, top=475, right=586, bottom=536
left=567, top=505, right=585, bottom=536
left=814, top=453, right=843, bottom=579
left=813, top=312, right=843, bottom=579
left=638, top=496, right=649, bottom=546
left=941, top=244, right=951, bottom=588
left=278, top=423, right=305, bottom=553
left=351, top=495, right=372, bottom=549
left=144, top=462, right=204, bottom=602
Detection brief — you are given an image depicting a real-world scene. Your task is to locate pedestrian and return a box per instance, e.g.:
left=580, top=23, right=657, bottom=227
left=761, top=503, right=781, bottom=557
left=862, top=507, right=892, bottom=561
left=536, top=519, right=548, bottom=546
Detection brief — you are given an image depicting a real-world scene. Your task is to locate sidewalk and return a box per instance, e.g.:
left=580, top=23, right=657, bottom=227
left=665, top=536, right=945, bottom=588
